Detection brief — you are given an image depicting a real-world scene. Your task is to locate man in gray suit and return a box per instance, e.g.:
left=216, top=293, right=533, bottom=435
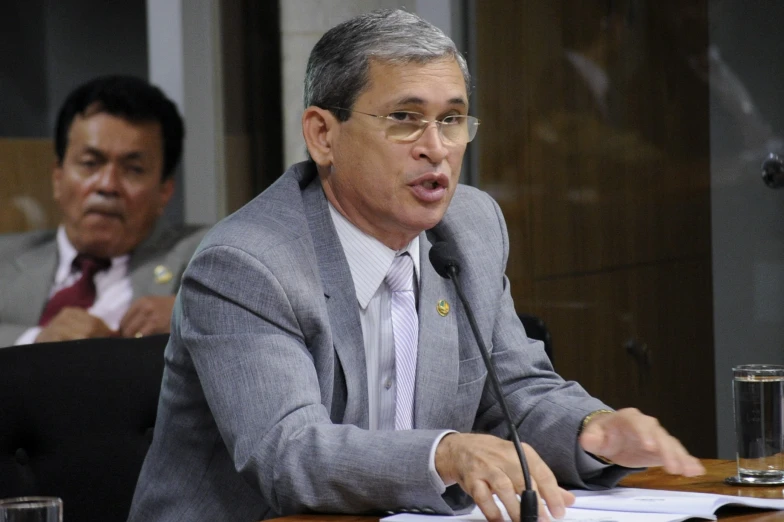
left=0, top=76, right=206, bottom=347
left=129, top=10, right=703, bottom=522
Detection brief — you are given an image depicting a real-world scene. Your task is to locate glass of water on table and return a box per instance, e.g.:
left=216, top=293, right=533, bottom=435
left=0, top=497, right=62, bottom=522
left=726, top=364, right=784, bottom=485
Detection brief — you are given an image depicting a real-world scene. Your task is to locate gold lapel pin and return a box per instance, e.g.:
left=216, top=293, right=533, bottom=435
left=436, top=299, right=450, bottom=317
left=154, top=265, right=173, bottom=284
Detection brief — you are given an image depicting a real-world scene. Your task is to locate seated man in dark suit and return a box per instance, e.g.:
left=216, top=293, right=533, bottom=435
left=0, top=75, right=207, bottom=347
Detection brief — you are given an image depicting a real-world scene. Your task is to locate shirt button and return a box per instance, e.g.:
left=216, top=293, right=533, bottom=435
left=384, top=378, right=393, bottom=390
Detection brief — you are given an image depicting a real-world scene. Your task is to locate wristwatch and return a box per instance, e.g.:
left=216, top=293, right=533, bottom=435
left=578, top=409, right=615, bottom=465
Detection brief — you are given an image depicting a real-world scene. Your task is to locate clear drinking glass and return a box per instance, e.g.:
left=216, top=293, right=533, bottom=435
left=0, top=497, right=62, bottom=522
left=727, top=364, right=784, bottom=485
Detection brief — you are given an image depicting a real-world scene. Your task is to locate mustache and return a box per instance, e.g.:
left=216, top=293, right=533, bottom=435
left=83, top=195, right=124, bottom=216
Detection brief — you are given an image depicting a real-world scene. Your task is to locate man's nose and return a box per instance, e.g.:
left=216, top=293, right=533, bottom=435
left=94, top=164, right=121, bottom=193
left=413, top=122, right=449, bottom=164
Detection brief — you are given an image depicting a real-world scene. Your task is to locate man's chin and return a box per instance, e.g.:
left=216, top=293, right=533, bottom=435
left=82, top=212, right=124, bottom=226
left=78, top=234, right=129, bottom=258
left=82, top=244, right=120, bottom=259
left=408, top=208, right=449, bottom=233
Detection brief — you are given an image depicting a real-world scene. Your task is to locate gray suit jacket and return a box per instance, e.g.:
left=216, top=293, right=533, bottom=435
left=0, top=223, right=208, bottom=347
left=129, top=162, right=627, bottom=522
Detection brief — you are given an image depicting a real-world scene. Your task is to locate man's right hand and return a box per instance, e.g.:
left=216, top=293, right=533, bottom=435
left=36, top=308, right=117, bottom=343
left=435, top=433, right=574, bottom=522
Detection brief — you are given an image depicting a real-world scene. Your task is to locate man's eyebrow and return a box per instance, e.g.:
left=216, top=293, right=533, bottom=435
left=79, top=146, right=106, bottom=158
left=79, top=147, right=145, bottom=161
left=120, top=152, right=145, bottom=161
left=392, top=96, right=467, bottom=107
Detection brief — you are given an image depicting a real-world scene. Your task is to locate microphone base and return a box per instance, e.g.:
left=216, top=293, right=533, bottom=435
left=520, top=489, right=539, bottom=522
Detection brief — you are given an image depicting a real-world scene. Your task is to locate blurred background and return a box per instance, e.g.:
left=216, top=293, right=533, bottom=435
left=2, top=0, right=783, bottom=461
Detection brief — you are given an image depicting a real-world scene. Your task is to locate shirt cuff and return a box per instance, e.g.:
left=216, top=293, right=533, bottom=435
left=428, top=430, right=459, bottom=492
left=15, top=327, right=41, bottom=346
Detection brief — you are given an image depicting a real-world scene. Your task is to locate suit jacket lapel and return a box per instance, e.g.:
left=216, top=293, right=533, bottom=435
left=302, top=175, right=369, bottom=429
left=129, top=255, right=153, bottom=298
left=12, top=240, right=58, bottom=322
left=128, top=222, right=169, bottom=297
left=414, top=231, right=460, bottom=429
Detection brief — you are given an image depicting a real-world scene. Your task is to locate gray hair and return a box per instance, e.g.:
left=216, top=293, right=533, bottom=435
left=303, top=9, right=471, bottom=121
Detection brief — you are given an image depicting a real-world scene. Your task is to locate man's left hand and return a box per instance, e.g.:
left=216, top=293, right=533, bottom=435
left=119, top=295, right=176, bottom=338
left=579, top=407, right=705, bottom=476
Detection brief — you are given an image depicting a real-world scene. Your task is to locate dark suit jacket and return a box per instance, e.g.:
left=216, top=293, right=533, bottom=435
left=0, top=223, right=207, bottom=347
left=129, top=162, right=628, bottom=522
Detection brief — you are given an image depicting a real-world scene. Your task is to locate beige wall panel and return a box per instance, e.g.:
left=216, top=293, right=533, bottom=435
left=0, top=139, right=58, bottom=234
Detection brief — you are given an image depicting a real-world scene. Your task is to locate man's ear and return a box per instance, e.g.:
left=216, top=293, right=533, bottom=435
left=302, top=106, right=338, bottom=167
left=157, top=177, right=175, bottom=216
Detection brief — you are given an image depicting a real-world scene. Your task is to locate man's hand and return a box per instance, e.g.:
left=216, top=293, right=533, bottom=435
left=579, top=408, right=705, bottom=476
left=36, top=308, right=117, bottom=342
left=119, top=295, right=176, bottom=338
left=435, top=433, right=574, bottom=522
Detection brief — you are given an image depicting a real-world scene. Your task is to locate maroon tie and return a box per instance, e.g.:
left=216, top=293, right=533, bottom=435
left=39, top=254, right=111, bottom=326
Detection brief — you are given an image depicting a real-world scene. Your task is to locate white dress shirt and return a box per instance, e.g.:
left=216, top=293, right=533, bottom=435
left=328, top=203, right=420, bottom=430
left=15, top=226, right=134, bottom=345
left=328, top=203, right=454, bottom=489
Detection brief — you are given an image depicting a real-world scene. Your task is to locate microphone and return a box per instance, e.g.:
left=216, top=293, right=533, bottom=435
left=429, top=241, right=539, bottom=522
left=762, top=153, right=784, bottom=189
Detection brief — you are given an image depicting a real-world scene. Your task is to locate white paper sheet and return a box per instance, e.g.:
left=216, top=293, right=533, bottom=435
left=382, top=505, right=705, bottom=522
left=381, top=485, right=784, bottom=522
left=571, top=487, right=784, bottom=516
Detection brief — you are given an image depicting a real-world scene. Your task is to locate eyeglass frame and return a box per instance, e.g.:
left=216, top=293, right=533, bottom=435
left=325, top=106, right=480, bottom=145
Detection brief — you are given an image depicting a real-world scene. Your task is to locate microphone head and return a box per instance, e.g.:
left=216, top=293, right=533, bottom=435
left=429, top=241, right=460, bottom=279
left=762, top=152, right=784, bottom=188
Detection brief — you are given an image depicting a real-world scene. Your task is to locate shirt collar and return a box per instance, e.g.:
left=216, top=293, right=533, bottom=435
left=54, top=226, right=130, bottom=284
left=328, top=202, right=420, bottom=309
left=54, top=226, right=79, bottom=284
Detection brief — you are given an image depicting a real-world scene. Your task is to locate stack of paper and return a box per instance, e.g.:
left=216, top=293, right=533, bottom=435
left=382, top=487, right=784, bottom=522
left=572, top=487, right=784, bottom=518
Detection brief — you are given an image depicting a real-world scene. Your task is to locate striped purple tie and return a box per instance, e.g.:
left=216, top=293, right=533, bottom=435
left=386, top=253, right=418, bottom=431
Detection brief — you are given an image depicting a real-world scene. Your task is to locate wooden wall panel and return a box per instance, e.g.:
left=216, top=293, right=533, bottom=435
left=0, top=138, right=58, bottom=234
left=224, top=134, right=253, bottom=214
left=475, top=1, right=559, bottom=301
left=476, top=0, right=716, bottom=454
left=525, top=1, right=712, bottom=278
left=531, top=260, right=716, bottom=456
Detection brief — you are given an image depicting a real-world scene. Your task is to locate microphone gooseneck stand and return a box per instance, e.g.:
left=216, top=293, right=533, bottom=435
left=429, top=241, right=539, bottom=522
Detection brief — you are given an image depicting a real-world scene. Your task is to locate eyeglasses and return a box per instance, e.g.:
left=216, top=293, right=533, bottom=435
left=328, top=107, right=480, bottom=145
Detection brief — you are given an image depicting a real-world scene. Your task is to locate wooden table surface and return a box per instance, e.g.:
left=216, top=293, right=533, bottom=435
left=271, top=459, right=784, bottom=521
left=620, top=459, right=784, bottom=520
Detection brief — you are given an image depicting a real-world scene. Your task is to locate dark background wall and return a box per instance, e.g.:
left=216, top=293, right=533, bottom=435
left=0, top=0, right=148, bottom=138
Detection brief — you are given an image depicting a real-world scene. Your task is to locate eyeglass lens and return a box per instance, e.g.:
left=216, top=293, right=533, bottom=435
left=386, top=117, right=477, bottom=144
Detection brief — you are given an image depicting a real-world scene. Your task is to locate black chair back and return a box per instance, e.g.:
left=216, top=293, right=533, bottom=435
left=0, top=334, right=168, bottom=522
left=518, top=313, right=553, bottom=365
